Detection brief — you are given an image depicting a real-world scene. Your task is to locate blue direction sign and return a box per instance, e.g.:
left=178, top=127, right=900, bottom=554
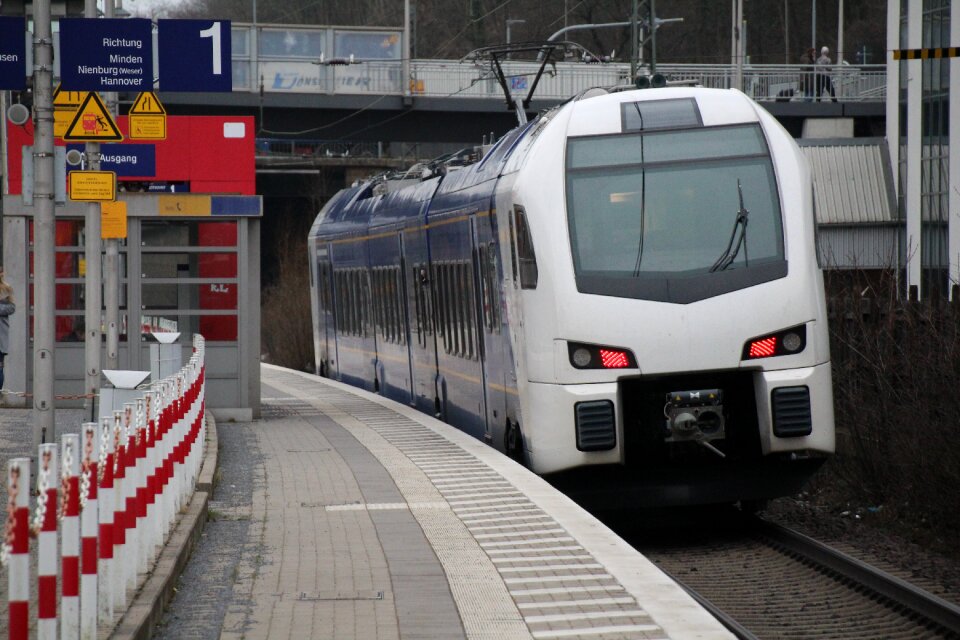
left=158, top=20, right=232, bottom=92
left=66, top=144, right=156, bottom=177
left=0, top=17, right=27, bottom=90
left=59, top=18, right=152, bottom=91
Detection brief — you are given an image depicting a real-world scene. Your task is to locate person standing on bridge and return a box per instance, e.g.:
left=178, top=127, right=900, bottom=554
left=0, top=267, right=15, bottom=392
left=816, top=46, right=837, bottom=102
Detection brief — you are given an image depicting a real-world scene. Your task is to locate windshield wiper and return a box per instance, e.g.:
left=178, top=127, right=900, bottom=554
left=632, top=103, right=647, bottom=277
left=709, top=179, right=750, bottom=273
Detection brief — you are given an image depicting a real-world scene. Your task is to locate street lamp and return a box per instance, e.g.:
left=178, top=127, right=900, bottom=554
left=506, top=19, right=525, bottom=45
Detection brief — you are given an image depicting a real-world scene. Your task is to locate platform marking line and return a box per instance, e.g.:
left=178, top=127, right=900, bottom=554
left=499, top=563, right=605, bottom=573
left=487, top=545, right=586, bottom=556
left=526, top=609, right=655, bottom=624
left=509, top=585, right=626, bottom=597
left=516, top=596, right=637, bottom=609
left=452, top=502, right=534, bottom=513
left=503, top=574, right=618, bottom=585
left=480, top=537, right=578, bottom=548
left=458, top=509, right=546, bottom=521
left=446, top=495, right=527, bottom=506
left=531, top=624, right=664, bottom=639
left=467, top=521, right=560, bottom=533
left=464, top=516, right=554, bottom=528
left=473, top=527, right=567, bottom=540
left=491, top=554, right=594, bottom=564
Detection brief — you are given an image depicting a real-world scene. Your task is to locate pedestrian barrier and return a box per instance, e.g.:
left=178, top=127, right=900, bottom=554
left=1, top=334, right=207, bottom=640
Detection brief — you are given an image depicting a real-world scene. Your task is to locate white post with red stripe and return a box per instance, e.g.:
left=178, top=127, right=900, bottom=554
left=143, top=390, right=160, bottom=563
left=36, top=443, right=59, bottom=640
left=123, top=402, right=139, bottom=595
left=98, top=415, right=115, bottom=625
left=5, top=458, right=30, bottom=640
left=112, top=409, right=128, bottom=612
left=80, top=423, right=99, bottom=640
left=61, top=433, right=82, bottom=640
left=135, top=397, right=150, bottom=575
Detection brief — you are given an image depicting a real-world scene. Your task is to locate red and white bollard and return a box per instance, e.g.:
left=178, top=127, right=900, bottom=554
left=98, top=415, right=116, bottom=625
left=136, top=397, right=150, bottom=575
left=5, top=458, right=30, bottom=640
left=61, top=433, right=82, bottom=640
left=36, top=443, right=60, bottom=640
left=112, top=409, right=128, bottom=612
left=123, top=402, right=139, bottom=595
left=80, top=423, right=99, bottom=640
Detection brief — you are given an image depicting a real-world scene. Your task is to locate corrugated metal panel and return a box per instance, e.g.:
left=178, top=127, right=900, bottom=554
left=799, top=139, right=896, bottom=225
left=818, top=226, right=901, bottom=269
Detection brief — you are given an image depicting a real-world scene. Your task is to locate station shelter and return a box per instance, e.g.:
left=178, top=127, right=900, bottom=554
left=2, top=115, right=262, bottom=420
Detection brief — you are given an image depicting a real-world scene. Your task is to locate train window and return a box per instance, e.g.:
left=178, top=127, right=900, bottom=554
left=412, top=265, right=426, bottom=347
left=513, top=206, right=539, bottom=290
left=507, top=210, right=519, bottom=285
left=565, top=123, right=786, bottom=304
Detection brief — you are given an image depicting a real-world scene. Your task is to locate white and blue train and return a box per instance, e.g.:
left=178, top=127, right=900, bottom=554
left=308, top=86, right=835, bottom=507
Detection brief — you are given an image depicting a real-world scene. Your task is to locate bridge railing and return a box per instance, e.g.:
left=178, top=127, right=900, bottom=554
left=235, top=56, right=886, bottom=103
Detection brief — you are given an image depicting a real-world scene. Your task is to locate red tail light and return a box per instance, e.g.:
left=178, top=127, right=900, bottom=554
left=599, top=349, right=630, bottom=368
left=568, top=342, right=638, bottom=370
left=742, top=325, right=807, bottom=360
left=748, top=337, right=777, bottom=358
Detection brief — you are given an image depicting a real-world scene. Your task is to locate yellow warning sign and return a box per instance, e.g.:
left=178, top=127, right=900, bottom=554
left=68, top=170, right=116, bottom=202
left=53, top=84, right=89, bottom=139
left=130, top=92, right=166, bottom=115
left=101, top=201, right=128, bottom=239
left=129, top=91, right=167, bottom=140
left=63, top=93, right=123, bottom=142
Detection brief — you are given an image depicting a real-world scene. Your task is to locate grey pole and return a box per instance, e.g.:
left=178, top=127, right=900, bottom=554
left=403, top=0, right=411, bottom=98
left=84, top=0, right=102, bottom=421
left=649, top=0, right=657, bottom=73
left=32, top=0, right=56, bottom=450
left=631, top=0, right=638, bottom=80
left=104, top=0, right=120, bottom=370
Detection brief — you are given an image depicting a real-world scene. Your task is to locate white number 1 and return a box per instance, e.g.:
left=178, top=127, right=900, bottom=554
left=199, top=22, right=222, bottom=76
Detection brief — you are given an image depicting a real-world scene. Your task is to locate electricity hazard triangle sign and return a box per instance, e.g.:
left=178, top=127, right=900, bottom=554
left=63, top=92, right=123, bottom=142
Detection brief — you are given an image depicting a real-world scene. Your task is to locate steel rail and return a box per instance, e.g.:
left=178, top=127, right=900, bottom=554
left=653, top=564, right=761, bottom=640
left=755, top=517, right=960, bottom=636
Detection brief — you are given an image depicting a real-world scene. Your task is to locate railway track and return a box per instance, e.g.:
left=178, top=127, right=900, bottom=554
left=617, top=512, right=960, bottom=639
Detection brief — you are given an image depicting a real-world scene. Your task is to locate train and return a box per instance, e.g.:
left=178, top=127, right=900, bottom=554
left=308, top=86, right=835, bottom=507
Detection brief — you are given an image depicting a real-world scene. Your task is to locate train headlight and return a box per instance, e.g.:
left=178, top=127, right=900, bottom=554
left=568, top=342, right=638, bottom=370
left=741, top=325, right=807, bottom=360
left=572, top=348, right=592, bottom=368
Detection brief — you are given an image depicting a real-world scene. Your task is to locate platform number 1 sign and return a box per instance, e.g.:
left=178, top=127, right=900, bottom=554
left=157, top=19, right=232, bottom=92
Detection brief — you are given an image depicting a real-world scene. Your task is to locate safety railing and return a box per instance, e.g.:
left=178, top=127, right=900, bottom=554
left=1, top=335, right=207, bottom=640
left=235, top=56, right=887, bottom=103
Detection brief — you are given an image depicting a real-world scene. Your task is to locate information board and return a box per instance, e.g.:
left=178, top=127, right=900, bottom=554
left=59, top=18, right=152, bottom=91
left=157, top=20, right=232, bottom=92
left=0, top=17, right=27, bottom=90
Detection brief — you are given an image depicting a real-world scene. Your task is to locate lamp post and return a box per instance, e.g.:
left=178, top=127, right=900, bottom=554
left=506, top=19, right=525, bottom=44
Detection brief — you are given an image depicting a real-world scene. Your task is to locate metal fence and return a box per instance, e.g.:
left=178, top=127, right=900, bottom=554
left=235, top=56, right=886, bottom=103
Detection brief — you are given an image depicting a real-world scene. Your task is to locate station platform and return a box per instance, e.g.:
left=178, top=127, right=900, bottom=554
left=186, top=364, right=731, bottom=639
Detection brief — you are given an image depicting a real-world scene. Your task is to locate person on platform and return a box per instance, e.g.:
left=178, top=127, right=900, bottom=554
left=0, top=268, right=16, bottom=391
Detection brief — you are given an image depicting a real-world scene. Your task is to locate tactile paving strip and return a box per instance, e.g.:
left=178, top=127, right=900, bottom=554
left=268, top=378, right=669, bottom=640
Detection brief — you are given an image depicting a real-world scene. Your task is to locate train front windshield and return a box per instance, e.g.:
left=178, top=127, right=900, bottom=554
left=565, top=123, right=787, bottom=304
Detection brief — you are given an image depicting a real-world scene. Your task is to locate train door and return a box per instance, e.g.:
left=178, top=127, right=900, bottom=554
left=316, top=243, right=337, bottom=378
left=398, top=235, right=416, bottom=402
left=469, top=216, right=493, bottom=443
left=475, top=209, right=508, bottom=450
left=403, top=220, right=440, bottom=415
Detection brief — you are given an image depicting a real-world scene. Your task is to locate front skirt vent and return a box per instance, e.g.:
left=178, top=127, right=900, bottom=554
left=575, top=400, right=616, bottom=451
left=771, top=386, right=812, bottom=437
